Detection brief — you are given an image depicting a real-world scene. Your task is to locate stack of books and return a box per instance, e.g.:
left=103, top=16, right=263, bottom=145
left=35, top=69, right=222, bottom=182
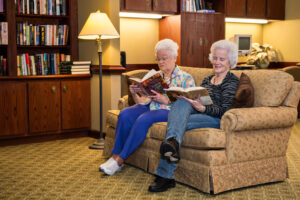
left=59, top=61, right=91, bottom=75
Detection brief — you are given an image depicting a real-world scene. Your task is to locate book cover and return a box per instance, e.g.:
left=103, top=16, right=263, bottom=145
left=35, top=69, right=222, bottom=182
left=129, top=69, right=169, bottom=95
left=164, top=86, right=213, bottom=105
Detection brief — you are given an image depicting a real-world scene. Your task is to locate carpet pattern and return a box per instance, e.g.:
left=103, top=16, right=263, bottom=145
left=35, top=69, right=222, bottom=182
left=0, top=120, right=299, bottom=200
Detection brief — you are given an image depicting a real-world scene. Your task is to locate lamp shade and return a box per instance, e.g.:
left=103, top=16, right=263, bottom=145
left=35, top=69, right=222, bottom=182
left=78, top=10, right=119, bottom=40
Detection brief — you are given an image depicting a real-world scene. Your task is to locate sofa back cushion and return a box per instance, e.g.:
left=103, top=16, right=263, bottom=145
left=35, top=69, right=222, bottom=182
left=180, top=67, right=294, bottom=107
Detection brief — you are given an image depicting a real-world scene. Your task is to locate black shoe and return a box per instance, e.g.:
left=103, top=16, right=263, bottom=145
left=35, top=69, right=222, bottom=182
left=160, top=137, right=180, bottom=163
left=148, top=176, right=175, bottom=192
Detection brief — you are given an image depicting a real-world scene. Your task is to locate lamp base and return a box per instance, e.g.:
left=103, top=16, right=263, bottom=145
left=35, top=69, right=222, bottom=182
left=89, top=138, right=105, bottom=150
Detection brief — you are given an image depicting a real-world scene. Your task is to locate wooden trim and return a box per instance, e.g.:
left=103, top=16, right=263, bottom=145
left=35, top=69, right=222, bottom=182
left=91, top=65, right=126, bottom=75
left=91, top=64, right=159, bottom=75
left=268, top=62, right=300, bottom=69
left=0, top=74, right=91, bottom=80
left=125, top=64, right=159, bottom=71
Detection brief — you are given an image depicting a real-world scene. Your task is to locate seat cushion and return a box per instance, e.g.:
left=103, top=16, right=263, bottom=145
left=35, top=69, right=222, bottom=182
left=149, top=122, right=226, bottom=150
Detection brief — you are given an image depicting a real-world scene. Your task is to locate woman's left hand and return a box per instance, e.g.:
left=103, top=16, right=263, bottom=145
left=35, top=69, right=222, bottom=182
left=150, top=90, right=170, bottom=105
left=181, top=94, right=206, bottom=113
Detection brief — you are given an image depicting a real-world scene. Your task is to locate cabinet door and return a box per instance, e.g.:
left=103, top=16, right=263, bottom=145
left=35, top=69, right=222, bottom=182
left=266, top=0, right=285, bottom=19
left=181, top=13, right=225, bottom=68
left=61, top=79, right=91, bottom=130
left=203, top=14, right=225, bottom=68
left=28, top=80, right=60, bottom=134
left=226, top=0, right=247, bottom=17
left=123, top=0, right=152, bottom=11
left=181, top=13, right=204, bottom=67
left=247, top=0, right=266, bottom=18
left=0, top=81, right=27, bottom=136
left=152, top=0, right=178, bottom=13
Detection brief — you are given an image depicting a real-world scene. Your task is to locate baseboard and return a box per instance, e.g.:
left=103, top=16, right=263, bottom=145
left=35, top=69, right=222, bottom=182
left=0, top=130, right=93, bottom=146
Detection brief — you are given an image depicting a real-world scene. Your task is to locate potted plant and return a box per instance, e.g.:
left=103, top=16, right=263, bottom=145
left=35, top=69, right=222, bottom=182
left=246, top=43, right=278, bottom=68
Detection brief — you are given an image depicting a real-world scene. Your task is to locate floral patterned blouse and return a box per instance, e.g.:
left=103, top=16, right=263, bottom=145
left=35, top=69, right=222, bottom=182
left=148, top=65, right=195, bottom=110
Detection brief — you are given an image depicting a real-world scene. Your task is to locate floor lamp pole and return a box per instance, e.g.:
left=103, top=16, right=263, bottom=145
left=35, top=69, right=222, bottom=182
left=89, top=38, right=105, bottom=150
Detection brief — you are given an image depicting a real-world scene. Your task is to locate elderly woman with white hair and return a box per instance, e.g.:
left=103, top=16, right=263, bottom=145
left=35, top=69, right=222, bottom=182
left=149, top=39, right=240, bottom=192
left=99, top=39, right=195, bottom=176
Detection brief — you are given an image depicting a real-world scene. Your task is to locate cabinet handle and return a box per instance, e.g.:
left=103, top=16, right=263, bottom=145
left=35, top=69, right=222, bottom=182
left=154, top=0, right=158, bottom=9
left=248, top=7, right=251, bottom=14
left=63, top=85, right=68, bottom=93
left=51, top=86, right=56, bottom=94
left=199, top=38, right=203, bottom=46
left=146, top=0, right=151, bottom=9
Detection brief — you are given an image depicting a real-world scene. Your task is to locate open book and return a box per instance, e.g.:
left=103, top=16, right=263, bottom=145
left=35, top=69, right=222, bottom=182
left=164, top=86, right=213, bottom=105
left=129, top=69, right=169, bottom=95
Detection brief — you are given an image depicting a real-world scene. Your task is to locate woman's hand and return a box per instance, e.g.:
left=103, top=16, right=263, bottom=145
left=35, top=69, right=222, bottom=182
left=129, top=84, right=142, bottom=95
left=150, top=90, right=170, bottom=105
left=180, top=94, right=206, bottom=112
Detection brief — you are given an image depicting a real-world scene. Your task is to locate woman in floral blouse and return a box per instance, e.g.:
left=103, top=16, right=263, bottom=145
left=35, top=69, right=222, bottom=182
left=99, top=39, right=195, bottom=176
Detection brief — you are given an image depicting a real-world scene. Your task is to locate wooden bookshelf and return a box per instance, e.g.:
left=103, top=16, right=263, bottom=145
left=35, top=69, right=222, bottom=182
left=3, top=0, right=78, bottom=76
left=0, top=0, right=91, bottom=141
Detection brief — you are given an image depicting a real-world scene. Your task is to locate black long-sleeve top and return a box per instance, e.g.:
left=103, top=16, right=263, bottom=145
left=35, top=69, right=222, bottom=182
left=201, top=71, right=239, bottom=118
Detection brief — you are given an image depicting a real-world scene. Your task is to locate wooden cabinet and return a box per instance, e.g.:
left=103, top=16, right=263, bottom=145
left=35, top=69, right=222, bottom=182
left=0, top=81, right=27, bottom=136
left=224, top=0, right=265, bottom=18
left=61, top=79, right=91, bottom=130
left=121, top=0, right=178, bottom=14
left=0, top=76, right=91, bottom=139
left=28, top=80, right=60, bottom=134
left=266, top=0, right=285, bottom=20
left=211, top=0, right=285, bottom=20
left=159, top=12, right=225, bottom=67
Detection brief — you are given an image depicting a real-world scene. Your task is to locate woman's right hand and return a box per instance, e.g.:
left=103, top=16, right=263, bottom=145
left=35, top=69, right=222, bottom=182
left=129, top=84, right=143, bottom=95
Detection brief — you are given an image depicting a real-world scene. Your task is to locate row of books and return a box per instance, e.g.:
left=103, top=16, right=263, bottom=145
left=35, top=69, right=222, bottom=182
left=182, top=0, right=215, bottom=13
left=15, top=0, right=67, bottom=16
left=17, top=23, right=69, bottom=46
left=0, top=55, right=7, bottom=76
left=0, top=0, right=4, bottom=12
left=0, top=22, right=8, bottom=45
left=17, top=53, right=71, bottom=76
left=59, top=61, right=91, bottom=75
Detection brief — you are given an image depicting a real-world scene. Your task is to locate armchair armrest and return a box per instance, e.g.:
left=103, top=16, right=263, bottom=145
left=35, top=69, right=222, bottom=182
left=221, top=106, right=297, bottom=132
left=118, top=95, right=129, bottom=110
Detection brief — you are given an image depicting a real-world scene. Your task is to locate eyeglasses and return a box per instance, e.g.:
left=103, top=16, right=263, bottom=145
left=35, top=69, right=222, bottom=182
left=156, top=56, right=169, bottom=62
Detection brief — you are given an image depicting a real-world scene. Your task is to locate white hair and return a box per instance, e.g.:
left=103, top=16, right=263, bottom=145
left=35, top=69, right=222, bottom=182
left=208, top=40, right=238, bottom=69
left=155, top=39, right=178, bottom=58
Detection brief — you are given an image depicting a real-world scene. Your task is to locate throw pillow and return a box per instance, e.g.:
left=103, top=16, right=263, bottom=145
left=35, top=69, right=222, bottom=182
left=231, top=72, right=254, bottom=108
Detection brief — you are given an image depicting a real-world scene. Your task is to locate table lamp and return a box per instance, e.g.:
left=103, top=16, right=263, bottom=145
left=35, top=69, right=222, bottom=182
left=78, top=10, right=119, bottom=150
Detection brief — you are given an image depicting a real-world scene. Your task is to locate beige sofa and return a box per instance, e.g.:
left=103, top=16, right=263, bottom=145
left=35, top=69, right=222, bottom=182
left=103, top=67, right=300, bottom=194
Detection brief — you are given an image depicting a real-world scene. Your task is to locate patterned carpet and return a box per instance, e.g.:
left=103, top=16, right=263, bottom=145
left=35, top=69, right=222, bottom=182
left=0, top=120, right=299, bottom=200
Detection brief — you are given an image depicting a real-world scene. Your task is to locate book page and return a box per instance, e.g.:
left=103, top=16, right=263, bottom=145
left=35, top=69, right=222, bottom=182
left=141, top=69, right=158, bottom=81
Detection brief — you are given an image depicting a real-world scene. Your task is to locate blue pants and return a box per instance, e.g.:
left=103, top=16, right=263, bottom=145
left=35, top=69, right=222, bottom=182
left=112, top=104, right=169, bottom=160
left=155, top=98, right=221, bottom=179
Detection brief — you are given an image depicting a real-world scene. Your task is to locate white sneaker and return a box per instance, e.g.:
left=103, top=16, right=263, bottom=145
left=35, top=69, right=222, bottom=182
left=101, top=159, right=123, bottom=175
left=99, top=157, right=114, bottom=172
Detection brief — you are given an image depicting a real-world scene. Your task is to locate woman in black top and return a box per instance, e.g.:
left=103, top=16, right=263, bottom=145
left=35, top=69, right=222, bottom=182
left=149, top=40, right=240, bottom=192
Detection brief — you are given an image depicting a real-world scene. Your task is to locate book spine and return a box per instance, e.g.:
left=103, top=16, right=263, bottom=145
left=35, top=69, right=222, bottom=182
left=1, top=22, right=8, bottom=45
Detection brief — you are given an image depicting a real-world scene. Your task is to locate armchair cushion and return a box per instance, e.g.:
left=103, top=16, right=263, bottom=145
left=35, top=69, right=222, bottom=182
left=231, top=72, right=254, bottom=108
